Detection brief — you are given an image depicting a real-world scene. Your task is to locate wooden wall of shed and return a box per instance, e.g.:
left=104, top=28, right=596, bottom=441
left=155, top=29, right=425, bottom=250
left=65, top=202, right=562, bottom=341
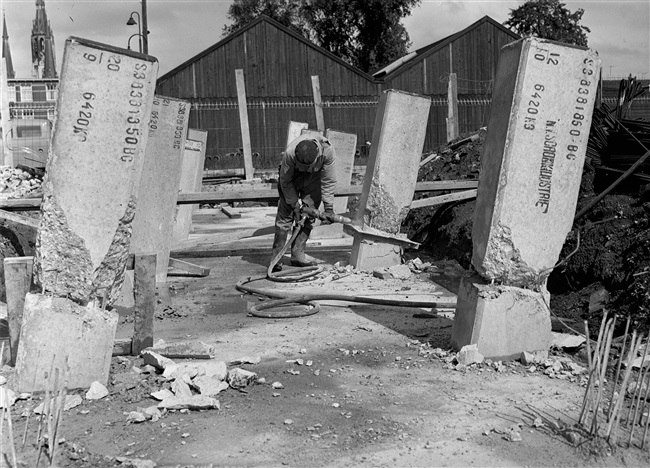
left=156, top=21, right=378, bottom=100
left=380, top=21, right=516, bottom=96
left=194, top=101, right=379, bottom=170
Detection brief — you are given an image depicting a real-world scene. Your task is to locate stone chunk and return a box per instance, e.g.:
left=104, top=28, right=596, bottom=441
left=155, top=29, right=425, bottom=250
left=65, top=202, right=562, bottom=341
left=148, top=341, right=215, bottom=359
left=85, top=381, right=109, bottom=400
left=457, top=344, right=484, bottom=366
left=471, top=38, right=600, bottom=286
left=162, top=360, right=227, bottom=381
left=227, top=368, right=257, bottom=389
left=15, top=293, right=118, bottom=392
left=451, top=279, right=552, bottom=360
left=141, top=350, right=174, bottom=371
left=158, top=395, right=220, bottom=411
left=192, top=375, right=229, bottom=396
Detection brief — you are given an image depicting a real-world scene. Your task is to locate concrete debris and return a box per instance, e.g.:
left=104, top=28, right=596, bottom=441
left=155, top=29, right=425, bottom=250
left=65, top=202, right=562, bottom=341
left=151, top=389, right=174, bottom=401
left=192, top=375, right=229, bottom=396
left=272, top=381, right=284, bottom=389
left=588, top=289, right=610, bottom=313
left=407, top=258, right=431, bottom=272
left=157, top=395, right=220, bottom=411
left=34, top=394, right=82, bottom=414
left=227, top=368, right=257, bottom=389
left=148, top=341, right=215, bottom=359
left=0, top=387, right=16, bottom=408
left=115, top=457, right=157, bottom=468
left=627, top=380, right=648, bottom=397
left=171, top=378, right=193, bottom=398
left=372, top=268, right=392, bottom=280
left=551, top=332, right=586, bottom=349
left=387, top=264, right=412, bottom=279
left=519, top=350, right=547, bottom=366
left=457, top=344, right=484, bottom=366
left=141, top=350, right=174, bottom=371
left=0, top=376, right=6, bottom=386
left=0, top=166, right=43, bottom=199
left=85, top=381, right=109, bottom=400
left=128, top=406, right=162, bottom=424
left=163, top=360, right=227, bottom=381
left=127, top=411, right=147, bottom=423
left=504, top=425, right=523, bottom=442
left=228, top=356, right=261, bottom=366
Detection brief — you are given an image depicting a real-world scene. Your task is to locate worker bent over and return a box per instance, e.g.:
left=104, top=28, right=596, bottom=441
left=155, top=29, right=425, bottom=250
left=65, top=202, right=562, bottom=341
left=271, top=134, right=337, bottom=272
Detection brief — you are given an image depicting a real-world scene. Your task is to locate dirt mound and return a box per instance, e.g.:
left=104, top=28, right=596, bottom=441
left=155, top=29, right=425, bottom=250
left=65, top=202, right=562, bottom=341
left=402, top=127, right=650, bottom=330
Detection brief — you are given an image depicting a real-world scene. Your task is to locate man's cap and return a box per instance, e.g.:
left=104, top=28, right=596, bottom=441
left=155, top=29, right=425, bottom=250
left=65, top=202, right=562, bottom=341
left=295, top=139, right=319, bottom=165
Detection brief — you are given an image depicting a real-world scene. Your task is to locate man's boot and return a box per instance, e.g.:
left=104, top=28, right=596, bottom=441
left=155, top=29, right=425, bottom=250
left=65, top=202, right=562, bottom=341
left=291, top=228, right=318, bottom=267
left=270, top=228, right=289, bottom=272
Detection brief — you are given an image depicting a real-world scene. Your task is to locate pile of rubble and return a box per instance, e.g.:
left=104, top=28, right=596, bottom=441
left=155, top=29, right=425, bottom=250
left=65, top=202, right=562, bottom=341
left=0, top=165, right=43, bottom=199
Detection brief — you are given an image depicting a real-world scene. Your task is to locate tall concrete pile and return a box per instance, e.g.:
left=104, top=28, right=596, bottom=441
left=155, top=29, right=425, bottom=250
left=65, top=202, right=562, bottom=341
left=14, top=37, right=158, bottom=392
left=451, top=38, right=601, bottom=359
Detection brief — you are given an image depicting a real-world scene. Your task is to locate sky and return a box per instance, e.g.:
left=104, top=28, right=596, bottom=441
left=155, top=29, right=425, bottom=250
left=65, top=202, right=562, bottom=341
left=1, top=0, right=648, bottom=80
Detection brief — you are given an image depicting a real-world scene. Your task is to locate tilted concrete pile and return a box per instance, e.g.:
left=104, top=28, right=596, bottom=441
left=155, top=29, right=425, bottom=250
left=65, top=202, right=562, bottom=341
left=451, top=37, right=601, bottom=359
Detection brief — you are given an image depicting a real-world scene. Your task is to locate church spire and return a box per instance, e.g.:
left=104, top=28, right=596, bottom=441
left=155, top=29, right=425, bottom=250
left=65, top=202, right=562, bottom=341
left=31, top=0, right=57, bottom=78
left=2, top=13, right=15, bottom=79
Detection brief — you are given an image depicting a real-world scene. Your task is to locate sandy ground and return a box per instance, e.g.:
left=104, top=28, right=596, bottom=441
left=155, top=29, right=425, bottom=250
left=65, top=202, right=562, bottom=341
left=1, top=207, right=650, bottom=467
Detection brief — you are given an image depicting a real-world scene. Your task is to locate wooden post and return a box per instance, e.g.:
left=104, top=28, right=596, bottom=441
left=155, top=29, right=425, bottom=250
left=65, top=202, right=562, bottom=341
left=235, top=69, right=255, bottom=180
left=4, top=257, right=33, bottom=366
left=132, top=253, right=156, bottom=354
left=446, top=72, right=459, bottom=142
left=311, top=75, right=325, bottom=132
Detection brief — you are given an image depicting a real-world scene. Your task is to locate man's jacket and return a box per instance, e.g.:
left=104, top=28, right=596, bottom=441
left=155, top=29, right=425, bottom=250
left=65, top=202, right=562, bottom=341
left=279, top=134, right=336, bottom=210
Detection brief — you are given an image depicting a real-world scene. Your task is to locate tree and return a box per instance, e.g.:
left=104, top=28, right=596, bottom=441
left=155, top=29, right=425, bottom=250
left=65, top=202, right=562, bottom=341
left=504, top=0, right=590, bottom=47
left=222, top=0, right=420, bottom=73
left=222, top=0, right=308, bottom=37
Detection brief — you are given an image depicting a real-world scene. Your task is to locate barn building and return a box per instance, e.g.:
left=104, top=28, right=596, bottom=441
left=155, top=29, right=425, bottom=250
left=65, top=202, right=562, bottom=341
left=155, top=14, right=522, bottom=171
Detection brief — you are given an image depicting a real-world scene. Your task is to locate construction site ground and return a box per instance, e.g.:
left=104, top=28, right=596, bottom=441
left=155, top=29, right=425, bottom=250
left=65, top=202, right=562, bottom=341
left=2, top=206, right=650, bottom=468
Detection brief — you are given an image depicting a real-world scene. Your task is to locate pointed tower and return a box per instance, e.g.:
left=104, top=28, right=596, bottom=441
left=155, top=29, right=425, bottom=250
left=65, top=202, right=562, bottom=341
left=2, top=13, right=15, bottom=79
left=31, top=0, right=57, bottom=78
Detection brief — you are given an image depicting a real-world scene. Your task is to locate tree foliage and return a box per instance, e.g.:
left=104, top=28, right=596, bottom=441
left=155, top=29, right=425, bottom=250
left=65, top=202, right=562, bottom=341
left=222, top=0, right=420, bottom=73
left=504, top=0, right=590, bottom=47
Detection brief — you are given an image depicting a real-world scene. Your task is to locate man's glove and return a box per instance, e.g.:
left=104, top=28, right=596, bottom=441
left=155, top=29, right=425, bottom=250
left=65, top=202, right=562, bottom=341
left=321, top=203, right=335, bottom=225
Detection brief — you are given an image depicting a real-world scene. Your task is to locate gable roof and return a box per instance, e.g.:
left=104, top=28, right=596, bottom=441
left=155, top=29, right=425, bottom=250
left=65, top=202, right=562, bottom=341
left=157, top=15, right=376, bottom=85
left=374, top=15, right=519, bottom=81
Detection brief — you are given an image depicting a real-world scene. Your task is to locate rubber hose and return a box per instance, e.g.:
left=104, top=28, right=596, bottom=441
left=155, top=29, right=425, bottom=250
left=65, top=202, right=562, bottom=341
left=236, top=275, right=457, bottom=319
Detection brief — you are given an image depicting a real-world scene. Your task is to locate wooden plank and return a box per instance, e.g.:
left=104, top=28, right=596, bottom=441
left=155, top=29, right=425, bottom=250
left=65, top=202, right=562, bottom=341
left=220, top=204, right=241, bottom=219
left=113, top=338, right=133, bottom=356
left=168, top=258, right=211, bottom=277
left=311, top=75, right=325, bottom=132
left=235, top=69, right=255, bottom=180
left=410, top=189, right=477, bottom=209
left=419, top=153, right=439, bottom=167
left=0, top=210, right=39, bottom=228
left=133, top=253, right=156, bottom=355
left=0, top=198, right=41, bottom=210
left=446, top=72, right=459, bottom=142
left=4, top=256, right=33, bottom=366
left=176, top=180, right=479, bottom=204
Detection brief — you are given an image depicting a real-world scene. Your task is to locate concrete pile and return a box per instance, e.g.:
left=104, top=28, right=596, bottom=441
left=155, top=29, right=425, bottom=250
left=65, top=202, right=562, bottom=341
left=13, top=37, right=159, bottom=392
left=451, top=38, right=601, bottom=359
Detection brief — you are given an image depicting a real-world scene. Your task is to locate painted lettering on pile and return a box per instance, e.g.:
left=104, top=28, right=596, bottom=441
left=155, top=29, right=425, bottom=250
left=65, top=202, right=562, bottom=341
left=536, top=120, right=557, bottom=214
left=122, top=61, right=149, bottom=162
left=75, top=50, right=122, bottom=143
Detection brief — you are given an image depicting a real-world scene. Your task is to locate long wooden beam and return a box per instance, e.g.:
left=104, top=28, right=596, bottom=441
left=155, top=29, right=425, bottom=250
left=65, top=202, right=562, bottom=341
left=0, top=180, right=479, bottom=209
left=176, top=180, right=479, bottom=205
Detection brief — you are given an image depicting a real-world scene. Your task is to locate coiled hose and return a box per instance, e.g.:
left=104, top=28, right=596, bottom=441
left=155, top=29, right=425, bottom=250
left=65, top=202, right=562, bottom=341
left=237, top=222, right=456, bottom=318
